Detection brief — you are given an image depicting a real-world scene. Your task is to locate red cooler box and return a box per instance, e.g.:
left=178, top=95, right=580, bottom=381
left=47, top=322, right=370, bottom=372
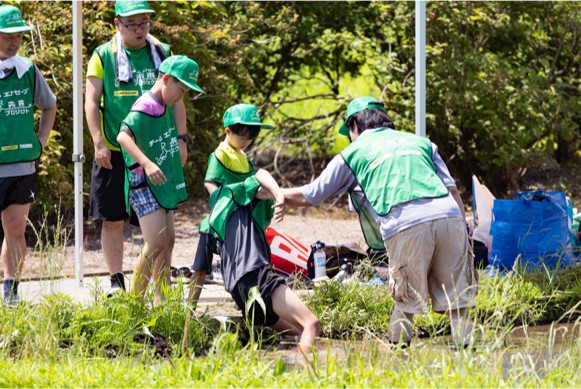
left=265, top=227, right=309, bottom=276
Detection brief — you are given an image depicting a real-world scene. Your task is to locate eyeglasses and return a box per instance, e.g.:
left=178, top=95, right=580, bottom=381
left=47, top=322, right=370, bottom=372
left=119, top=20, right=152, bottom=33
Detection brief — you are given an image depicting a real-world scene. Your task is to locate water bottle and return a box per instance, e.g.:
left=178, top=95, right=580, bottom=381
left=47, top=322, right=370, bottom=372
left=311, top=241, right=327, bottom=280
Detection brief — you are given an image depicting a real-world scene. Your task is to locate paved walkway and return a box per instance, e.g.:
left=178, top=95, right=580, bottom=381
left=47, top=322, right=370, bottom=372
left=17, top=275, right=234, bottom=308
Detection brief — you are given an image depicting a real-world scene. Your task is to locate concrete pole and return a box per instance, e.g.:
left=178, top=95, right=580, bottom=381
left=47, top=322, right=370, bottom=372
left=72, top=1, right=85, bottom=287
left=415, top=0, right=426, bottom=137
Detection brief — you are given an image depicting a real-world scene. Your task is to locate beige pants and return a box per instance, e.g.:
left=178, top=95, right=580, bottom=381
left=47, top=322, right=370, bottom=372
left=385, top=217, right=478, bottom=314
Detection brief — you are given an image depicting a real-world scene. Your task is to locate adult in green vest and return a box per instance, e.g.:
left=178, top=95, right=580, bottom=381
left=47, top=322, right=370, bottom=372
left=0, top=5, right=57, bottom=305
left=85, top=0, right=189, bottom=296
left=283, top=96, right=478, bottom=348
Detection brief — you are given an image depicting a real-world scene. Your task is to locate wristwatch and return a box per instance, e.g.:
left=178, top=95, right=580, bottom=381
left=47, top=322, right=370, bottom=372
left=177, top=134, right=190, bottom=143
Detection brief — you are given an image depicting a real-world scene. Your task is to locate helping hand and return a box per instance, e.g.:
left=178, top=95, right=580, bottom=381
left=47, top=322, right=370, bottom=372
left=272, top=194, right=285, bottom=223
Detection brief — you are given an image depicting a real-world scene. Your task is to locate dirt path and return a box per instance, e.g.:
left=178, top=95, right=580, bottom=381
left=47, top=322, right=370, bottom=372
left=21, top=201, right=365, bottom=280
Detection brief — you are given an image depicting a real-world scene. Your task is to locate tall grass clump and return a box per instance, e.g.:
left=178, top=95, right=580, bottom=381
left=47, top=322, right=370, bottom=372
left=146, top=282, right=222, bottom=357
left=305, top=278, right=394, bottom=339
left=28, top=204, right=70, bottom=281
left=522, top=265, right=581, bottom=323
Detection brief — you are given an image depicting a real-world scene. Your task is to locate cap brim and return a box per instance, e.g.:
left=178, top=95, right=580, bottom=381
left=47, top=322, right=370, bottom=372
left=177, top=78, right=206, bottom=94
left=238, top=121, right=273, bottom=129
left=338, top=120, right=350, bottom=137
left=117, top=10, right=155, bottom=17
left=0, top=26, right=32, bottom=33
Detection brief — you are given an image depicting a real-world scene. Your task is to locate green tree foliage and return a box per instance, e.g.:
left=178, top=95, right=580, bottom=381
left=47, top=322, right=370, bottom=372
left=425, top=2, right=581, bottom=193
left=8, top=1, right=580, bottom=223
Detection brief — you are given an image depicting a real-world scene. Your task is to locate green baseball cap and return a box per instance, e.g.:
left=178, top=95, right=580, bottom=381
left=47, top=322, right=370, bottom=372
left=159, top=55, right=205, bottom=94
left=223, top=104, right=273, bottom=129
left=338, top=96, right=387, bottom=136
left=0, top=5, right=32, bottom=34
left=115, top=0, right=154, bottom=17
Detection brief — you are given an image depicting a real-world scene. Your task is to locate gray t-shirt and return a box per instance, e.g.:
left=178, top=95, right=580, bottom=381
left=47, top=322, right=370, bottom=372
left=218, top=203, right=271, bottom=293
left=300, top=129, right=462, bottom=240
left=0, top=65, right=57, bottom=178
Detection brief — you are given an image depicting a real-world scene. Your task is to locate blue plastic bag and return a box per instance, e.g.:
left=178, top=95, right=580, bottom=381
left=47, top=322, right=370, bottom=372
left=490, top=190, right=573, bottom=270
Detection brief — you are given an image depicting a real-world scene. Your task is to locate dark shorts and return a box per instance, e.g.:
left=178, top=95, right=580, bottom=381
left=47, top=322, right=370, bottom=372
left=88, top=150, right=129, bottom=222
left=231, top=266, right=286, bottom=327
left=0, top=173, right=36, bottom=212
left=191, top=232, right=219, bottom=272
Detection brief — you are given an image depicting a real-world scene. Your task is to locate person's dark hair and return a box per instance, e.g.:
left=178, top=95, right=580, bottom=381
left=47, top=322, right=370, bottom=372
left=228, top=123, right=261, bottom=140
left=347, top=108, right=394, bottom=134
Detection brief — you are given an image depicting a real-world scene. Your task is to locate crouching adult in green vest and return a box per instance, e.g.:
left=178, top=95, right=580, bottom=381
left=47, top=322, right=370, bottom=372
left=117, top=55, right=204, bottom=306
left=0, top=5, right=57, bottom=305
left=283, top=96, right=478, bottom=349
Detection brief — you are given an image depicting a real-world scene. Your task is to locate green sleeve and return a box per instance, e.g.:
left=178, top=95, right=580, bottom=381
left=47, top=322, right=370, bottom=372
left=202, top=176, right=263, bottom=241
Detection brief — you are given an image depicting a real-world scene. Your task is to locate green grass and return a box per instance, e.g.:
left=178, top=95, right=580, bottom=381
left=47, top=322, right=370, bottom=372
left=3, top=221, right=581, bottom=387
left=1, top=328, right=581, bottom=387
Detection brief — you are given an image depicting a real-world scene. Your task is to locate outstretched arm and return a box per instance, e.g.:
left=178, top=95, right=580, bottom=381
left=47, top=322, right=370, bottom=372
left=254, top=169, right=285, bottom=223
left=281, top=187, right=312, bottom=207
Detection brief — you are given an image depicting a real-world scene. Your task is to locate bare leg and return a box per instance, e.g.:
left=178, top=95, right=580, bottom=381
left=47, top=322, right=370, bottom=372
left=131, top=210, right=167, bottom=299
left=447, top=307, right=474, bottom=347
left=152, top=211, right=174, bottom=306
left=187, top=270, right=206, bottom=305
left=102, top=220, right=124, bottom=276
left=131, top=241, right=155, bottom=298
left=271, top=318, right=301, bottom=338
left=271, top=284, right=320, bottom=355
left=1, top=203, right=30, bottom=280
left=388, top=309, right=414, bottom=345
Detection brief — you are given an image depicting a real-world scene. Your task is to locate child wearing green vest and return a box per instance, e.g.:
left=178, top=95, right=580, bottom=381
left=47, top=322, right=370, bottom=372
left=86, top=0, right=189, bottom=296
left=117, top=55, right=204, bottom=306
left=188, top=104, right=320, bottom=356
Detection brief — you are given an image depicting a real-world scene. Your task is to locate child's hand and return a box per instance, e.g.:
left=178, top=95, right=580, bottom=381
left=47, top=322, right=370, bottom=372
left=144, top=161, right=167, bottom=185
left=272, top=194, right=285, bottom=223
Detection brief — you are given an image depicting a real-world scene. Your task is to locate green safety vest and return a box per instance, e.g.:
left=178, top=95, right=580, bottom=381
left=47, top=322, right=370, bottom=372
left=0, top=57, right=41, bottom=164
left=95, top=39, right=170, bottom=151
left=341, top=128, right=449, bottom=249
left=200, top=153, right=274, bottom=242
left=121, top=107, right=187, bottom=210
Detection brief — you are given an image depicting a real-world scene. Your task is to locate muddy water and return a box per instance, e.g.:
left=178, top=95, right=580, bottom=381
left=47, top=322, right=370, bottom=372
left=265, top=321, right=581, bottom=370
left=508, top=322, right=581, bottom=350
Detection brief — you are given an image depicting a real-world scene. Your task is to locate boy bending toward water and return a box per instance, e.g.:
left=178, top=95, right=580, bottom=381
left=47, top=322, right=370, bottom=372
left=188, top=104, right=320, bottom=355
left=117, top=55, right=205, bottom=305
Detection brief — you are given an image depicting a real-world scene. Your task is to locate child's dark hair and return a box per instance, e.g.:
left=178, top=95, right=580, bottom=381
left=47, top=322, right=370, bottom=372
left=347, top=108, right=394, bottom=134
left=228, top=123, right=261, bottom=140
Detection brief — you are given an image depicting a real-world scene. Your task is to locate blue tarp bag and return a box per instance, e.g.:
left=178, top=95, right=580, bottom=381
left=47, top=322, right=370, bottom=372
left=490, top=190, right=573, bottom=270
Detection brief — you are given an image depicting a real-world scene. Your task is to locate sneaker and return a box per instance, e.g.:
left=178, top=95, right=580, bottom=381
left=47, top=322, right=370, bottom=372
left=170, top=266, right=179, bottom=283
left=106, top=285, right=124, bottom=297
left=107, top=273, right=126, bottom=296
